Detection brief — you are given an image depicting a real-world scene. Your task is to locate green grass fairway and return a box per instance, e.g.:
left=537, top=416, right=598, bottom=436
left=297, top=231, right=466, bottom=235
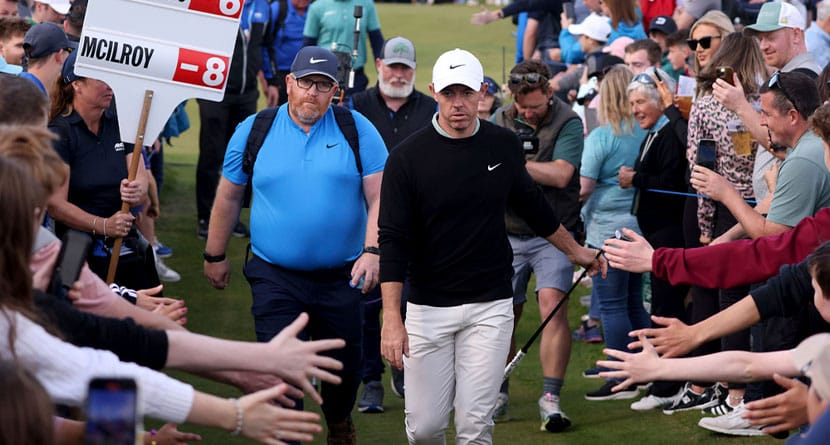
left=154, top=4, right=776, bottom=443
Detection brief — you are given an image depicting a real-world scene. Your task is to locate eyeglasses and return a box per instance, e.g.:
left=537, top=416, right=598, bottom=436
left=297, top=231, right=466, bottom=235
left=509, top=72, right=548, bottom=86
left=632, top=73, right=657, bottom=87
left=686, top=35, right=722, bottom=51
left=293, top=76, right=336, bottom=93
left=768, top=71, right=799, bottom=114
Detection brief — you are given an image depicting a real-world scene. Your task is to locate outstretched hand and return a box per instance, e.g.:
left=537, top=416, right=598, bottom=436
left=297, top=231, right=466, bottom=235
left=265, top=313, right=345, bottom=405
left=743, top=374, right=809, bottom=434
left=239, top=383, right=323, bottom=444
left=601, top=228, right=654, bottom=273
left=627, top=315, right=699, bottom=358
left=470, top=8, right=500, bottom=25
left=597, top=334, right=663, bottom=392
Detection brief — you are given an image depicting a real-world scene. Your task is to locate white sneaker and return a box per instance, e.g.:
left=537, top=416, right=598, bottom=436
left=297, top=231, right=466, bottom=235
left=156, top=258, right=181, bottom=282
left=630, top=390, right=682, bottom=411
left=538, top=393, right=571, bottom=433
left=697, top=403, right=766, bottom=436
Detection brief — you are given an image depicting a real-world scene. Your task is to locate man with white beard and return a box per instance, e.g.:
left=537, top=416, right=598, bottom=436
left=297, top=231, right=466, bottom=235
left=350, top=35, right=436, bottom=414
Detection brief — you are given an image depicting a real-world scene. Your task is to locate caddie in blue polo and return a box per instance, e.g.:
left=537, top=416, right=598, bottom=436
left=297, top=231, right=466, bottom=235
left=204, top=46, right=387, bottom=444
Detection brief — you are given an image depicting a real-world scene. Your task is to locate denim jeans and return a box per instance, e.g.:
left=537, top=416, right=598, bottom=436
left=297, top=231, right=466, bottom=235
left=592, top=266, right=648, bottom=355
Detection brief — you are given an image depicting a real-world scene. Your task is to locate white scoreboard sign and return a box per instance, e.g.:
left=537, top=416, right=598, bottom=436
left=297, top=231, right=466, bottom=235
left=76, top=0, right=243, bottom=143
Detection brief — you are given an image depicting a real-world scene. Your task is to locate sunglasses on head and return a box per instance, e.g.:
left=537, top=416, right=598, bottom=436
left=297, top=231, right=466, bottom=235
left=768, top=71, right=799, bottom=114
left=632, top=73, right=657, bottom=87
left=686, top=35, right=721, bottom=51
left=509, top=72, right=548, bottom=86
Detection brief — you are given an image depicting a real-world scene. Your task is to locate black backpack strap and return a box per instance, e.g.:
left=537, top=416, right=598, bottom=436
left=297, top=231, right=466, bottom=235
left=242, top=107, right=278, bottom=208
left=332, top=106, right=362, bottom=174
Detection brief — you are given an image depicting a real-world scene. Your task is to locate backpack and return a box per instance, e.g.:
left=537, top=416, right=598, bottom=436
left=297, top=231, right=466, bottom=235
left=241, top=106, right=362, bottom=207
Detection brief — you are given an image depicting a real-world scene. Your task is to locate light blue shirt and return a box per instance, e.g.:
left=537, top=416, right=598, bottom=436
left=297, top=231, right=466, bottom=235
left=223, top=105, right=387, bottom=270
left=805, top=22, right=830, bottom=71
left=580, top=122, right=646, bottom=247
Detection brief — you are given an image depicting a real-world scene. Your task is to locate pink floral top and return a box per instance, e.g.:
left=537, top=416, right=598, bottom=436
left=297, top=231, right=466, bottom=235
left=687, top=94, right=757, bottom=240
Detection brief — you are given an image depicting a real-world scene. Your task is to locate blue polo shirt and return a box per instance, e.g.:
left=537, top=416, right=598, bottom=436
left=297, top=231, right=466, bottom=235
left=264, top=0, right=307, bottom=73
left=223, top=105, right=387, bottom=270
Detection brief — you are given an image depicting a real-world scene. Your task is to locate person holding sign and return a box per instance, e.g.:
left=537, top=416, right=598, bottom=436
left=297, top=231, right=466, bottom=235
left=47, top=51, right=158, bottom=291
left=204, top=46, right=387, bottom=444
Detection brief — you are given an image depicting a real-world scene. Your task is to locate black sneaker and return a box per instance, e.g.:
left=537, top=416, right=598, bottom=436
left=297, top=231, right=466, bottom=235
left=662, top=383, right=721, bottom=415
left=197, top=219, right=208, bottom=240
left=584, top=380, right=639, bottom=401
left=232, top=221, right=250, bottom=238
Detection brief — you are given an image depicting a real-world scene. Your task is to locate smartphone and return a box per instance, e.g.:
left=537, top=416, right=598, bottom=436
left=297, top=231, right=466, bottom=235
left=563, top=2, right=575, bottom=20
left=717, top=66, right=734, bottom=86
left=84, top=378, right=139, bottom=445
left=51, top=230, right=92, bottom=301
left=697, top=138, right=717, bottom=171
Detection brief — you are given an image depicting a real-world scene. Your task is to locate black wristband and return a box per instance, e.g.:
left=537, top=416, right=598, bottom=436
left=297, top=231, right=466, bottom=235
left=362, top=246, right=380, bottom=255
left=203, top=251, right=227, bottom=263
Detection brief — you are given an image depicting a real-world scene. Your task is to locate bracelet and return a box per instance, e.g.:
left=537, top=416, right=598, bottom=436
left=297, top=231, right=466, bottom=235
left=229, top=398, right=243, bottom=436
left=92, top=216, right=98, bottom=236
left=362, top=246, right=380, bottom=255
left=150, top=429, right=157, bottom=445
left=203, top=251, right=227, bottom=263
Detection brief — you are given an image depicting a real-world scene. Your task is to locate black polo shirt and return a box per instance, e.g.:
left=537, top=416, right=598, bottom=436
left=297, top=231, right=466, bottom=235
left=351, top=85, right=437, bottom=151
left=49, top=108, right=130, bottom=218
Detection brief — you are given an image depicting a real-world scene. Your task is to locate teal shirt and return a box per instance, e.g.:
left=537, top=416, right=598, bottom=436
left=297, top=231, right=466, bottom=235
left=580, top=122, right=647, bottom=247
left=766, top=130, right=830, bottom=227
left=303, top=0, right=381, bottom=70
left=552, top=119, right=584, bottom=168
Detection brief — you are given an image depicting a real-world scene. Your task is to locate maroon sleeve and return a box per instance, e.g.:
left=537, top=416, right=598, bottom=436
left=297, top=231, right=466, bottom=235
left=652, top=208, right=830, bottom=288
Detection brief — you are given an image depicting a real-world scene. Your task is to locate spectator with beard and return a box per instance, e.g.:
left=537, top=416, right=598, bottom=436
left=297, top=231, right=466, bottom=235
left=349, top=36, right=436, bottom=413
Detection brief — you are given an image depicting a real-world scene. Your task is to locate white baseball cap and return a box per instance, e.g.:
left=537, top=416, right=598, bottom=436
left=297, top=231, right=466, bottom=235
left=569, top=13, right=612, bottom=43
left=42, top=0, right=71, bottom=15
left=431, top=48, right=484, bottom=92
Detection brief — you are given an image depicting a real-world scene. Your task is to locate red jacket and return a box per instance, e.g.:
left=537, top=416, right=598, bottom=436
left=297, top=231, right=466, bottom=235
left=652, top=208, right=830, bottom=288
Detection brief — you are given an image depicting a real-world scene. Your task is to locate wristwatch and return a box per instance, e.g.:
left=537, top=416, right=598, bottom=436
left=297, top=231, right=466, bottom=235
left=362, top=246, right=380, bottom=255
left=203, top=251, right=227, bottom=263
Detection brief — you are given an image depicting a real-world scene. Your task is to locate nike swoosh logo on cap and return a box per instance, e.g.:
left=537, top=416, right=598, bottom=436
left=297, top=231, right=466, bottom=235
left=449, top=64, right=465, bottom=69
left=487, top=163, right=501, bottom=171
left=309, top=57, right=328, bottom=64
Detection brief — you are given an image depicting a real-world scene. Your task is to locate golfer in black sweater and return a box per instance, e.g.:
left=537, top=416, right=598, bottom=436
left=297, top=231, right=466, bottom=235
left=378, top=48, right=602, bottom=444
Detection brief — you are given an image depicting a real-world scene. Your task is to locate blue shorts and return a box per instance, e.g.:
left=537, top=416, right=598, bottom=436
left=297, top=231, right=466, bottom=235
left=509, top=235, right=573, bottom=305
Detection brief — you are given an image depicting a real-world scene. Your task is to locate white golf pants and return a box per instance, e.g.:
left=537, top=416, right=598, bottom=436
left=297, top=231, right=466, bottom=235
left=403, top=298, right=513, bottom=445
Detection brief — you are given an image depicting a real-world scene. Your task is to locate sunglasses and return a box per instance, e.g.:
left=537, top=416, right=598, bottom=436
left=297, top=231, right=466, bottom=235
left=686, top=35, right=721, bottom=51
left=768, top=71, right=799, bottom=114
left=509, top=72, right=548, bottom=86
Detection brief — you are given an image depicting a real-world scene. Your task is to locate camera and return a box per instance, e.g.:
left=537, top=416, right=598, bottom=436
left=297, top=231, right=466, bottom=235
left=514, top=123, right=539, bottom=155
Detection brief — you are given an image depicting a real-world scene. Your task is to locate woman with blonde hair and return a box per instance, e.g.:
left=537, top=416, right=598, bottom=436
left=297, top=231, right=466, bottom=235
left=688, top=11, right=735, bottom=79
left=580, top=64, right=650, bottom=400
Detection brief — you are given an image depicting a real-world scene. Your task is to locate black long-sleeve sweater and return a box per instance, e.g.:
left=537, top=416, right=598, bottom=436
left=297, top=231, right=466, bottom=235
left=34, top=291, right=168, bottom=370
left=378, top=120, right=561, bottom=307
